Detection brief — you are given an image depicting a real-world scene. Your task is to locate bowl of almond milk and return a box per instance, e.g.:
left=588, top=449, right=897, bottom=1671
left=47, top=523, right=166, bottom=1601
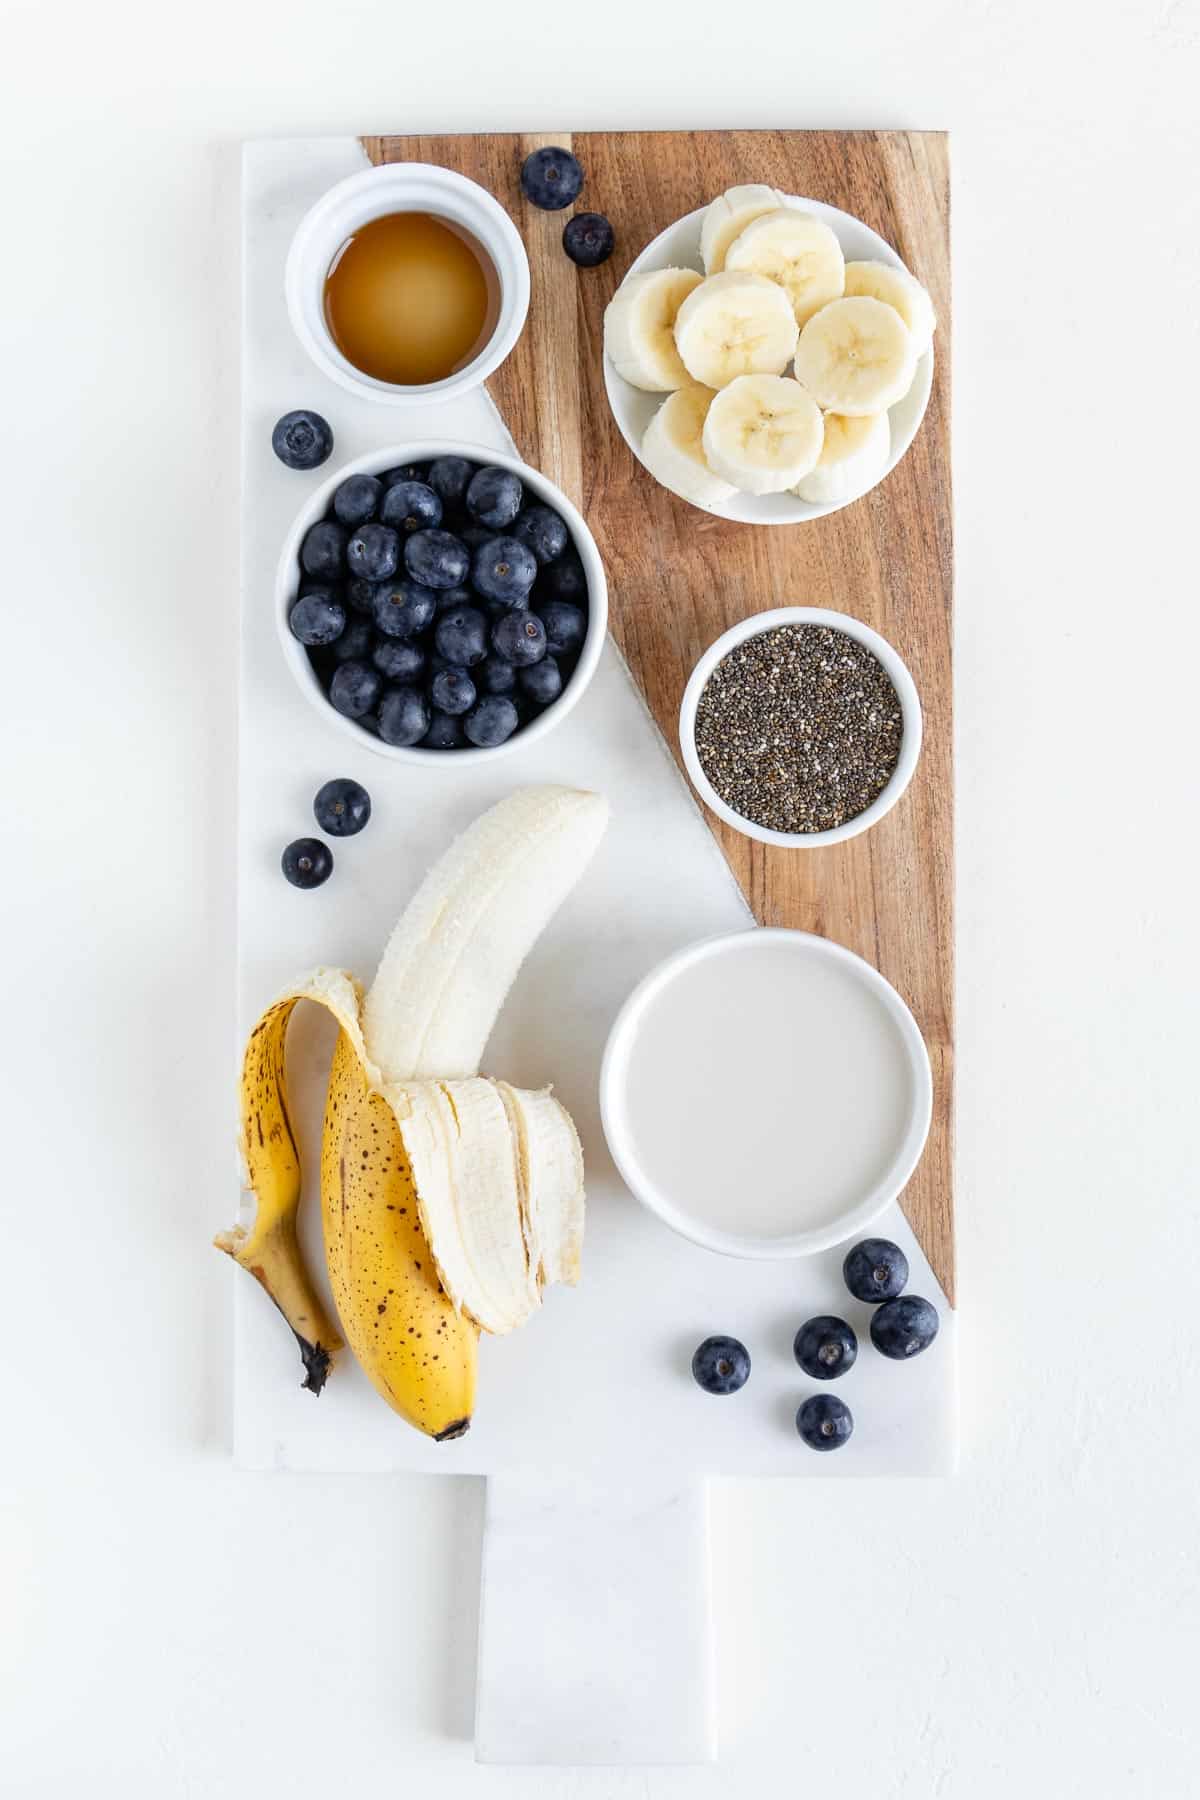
left=599, top=928, right=932, bottom=1259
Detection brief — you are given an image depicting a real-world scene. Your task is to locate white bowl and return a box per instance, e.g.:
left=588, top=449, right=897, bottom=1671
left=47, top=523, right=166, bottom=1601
left=285, top=163, right=530, bottom=406
left=679, top=606, right=922, bottom=848
left=600, top=928, right=932, bottom=1259
left=604, top=195, right=934, bottom=524
left=275, top=441, right=607, bottom=765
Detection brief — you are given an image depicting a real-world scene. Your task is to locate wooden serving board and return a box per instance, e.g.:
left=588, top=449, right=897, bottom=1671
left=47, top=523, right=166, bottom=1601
left=364, top=129, right=955, bottom=1303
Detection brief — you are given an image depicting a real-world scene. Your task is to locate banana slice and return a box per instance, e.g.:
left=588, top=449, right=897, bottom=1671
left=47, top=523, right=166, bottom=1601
left=641, top=386, right=737, bottom=509
left=725, top=209, right=845, bottom=326
left=793, top=296, right=917, bottom=416
left=702, top=374, right=824, bottom=495
left=699, top=183, right=787, bottom=273
left=604, top=267, right=703, bottom=391
left=792, top=410, right=890, bottom=505
left=844, top=260, right=936, bottom=357
left=674, top=272, right=800, bottom=390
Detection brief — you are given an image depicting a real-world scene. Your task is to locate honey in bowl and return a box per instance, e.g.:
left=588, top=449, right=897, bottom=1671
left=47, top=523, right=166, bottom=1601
left=323, top=211, right=501, bottom=386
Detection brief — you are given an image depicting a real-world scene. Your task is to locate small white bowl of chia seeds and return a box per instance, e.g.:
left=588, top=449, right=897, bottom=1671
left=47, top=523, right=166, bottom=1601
left=679, top=608, right=922, bottom=848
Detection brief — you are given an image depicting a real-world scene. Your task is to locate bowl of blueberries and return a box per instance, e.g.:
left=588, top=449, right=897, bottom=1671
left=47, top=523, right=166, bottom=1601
left=276, top=442, right=606, bottom=759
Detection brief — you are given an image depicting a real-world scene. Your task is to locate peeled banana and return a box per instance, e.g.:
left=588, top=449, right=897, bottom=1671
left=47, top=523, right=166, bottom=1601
left=640, top=386, right=736, bottom=510
left=603, top=267, right=703, bottom=391
left=793, top=296, right=918, bottom=416
left=702, top=374, right=825, bottom=495
left=673, top=270, right=799, bottom=389
left=843, top=260, right=936, bottom=357
left=792, top=410, right=890, bottom=506
left=724, top=208, right=845, bottom=326
left=699, top=183, right=785, bottom=273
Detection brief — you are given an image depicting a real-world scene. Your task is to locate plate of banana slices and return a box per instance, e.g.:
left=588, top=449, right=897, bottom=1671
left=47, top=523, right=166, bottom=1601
left=602, top=184, right=936, bottom=523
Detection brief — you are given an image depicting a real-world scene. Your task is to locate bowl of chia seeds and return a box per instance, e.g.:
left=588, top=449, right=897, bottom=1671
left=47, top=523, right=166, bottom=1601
left=679, top=608, right=922, bottom=848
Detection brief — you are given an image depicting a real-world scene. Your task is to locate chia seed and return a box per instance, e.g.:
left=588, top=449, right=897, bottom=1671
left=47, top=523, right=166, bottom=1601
left=693, top=624, right=904, bottom=835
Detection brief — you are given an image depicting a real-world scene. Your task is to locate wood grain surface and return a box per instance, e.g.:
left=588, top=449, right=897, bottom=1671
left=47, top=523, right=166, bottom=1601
left=363, top=130, right=955, bottom=1304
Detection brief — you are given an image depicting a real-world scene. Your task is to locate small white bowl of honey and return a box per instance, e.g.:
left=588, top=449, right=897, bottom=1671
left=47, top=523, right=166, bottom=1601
left=286, top=162, right=530, bottom=406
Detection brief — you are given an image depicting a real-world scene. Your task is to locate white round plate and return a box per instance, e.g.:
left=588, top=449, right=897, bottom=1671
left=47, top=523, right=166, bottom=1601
left=603, top=196, right=934, bottom=525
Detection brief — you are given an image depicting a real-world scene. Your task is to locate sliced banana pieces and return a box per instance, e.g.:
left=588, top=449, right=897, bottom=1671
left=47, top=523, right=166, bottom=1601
left=641, top=386, right=736, bottom=510
left=702, top=374, right=824, bottom=496
left=844, top=260, right=936, bottom=357
left=792, top=410, right=890, bottom=505
left=725, top=209, right=845, bottom=326
left=793, top=296, right=918, bottom=416
left=699, top=183, right=786, bottom=273
left=674, top=271, right=799, bottom=389
left=603, top=267, right=703, bottom=391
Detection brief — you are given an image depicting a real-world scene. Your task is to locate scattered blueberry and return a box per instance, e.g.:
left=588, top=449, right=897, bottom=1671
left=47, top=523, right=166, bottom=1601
left=520, top=145, right=584, bottom=211
left=328, top=660, right=382, bottom=718
left=431, top=666, right=477, bottom=715
left=313, top=777, right=371, bottom=837
left=435, top=606, right=489, bottom=667
left=563, top=212, right=615, bottom=268
left=843, top=1238, right=909, bottom=1304
left=793, top=1316, right=858, bottom=1381
left=537, top=599, right=586, bottom=657
left=870, top=1295, right=939, bottom=1361
left=463, top=695, right=519, bottom=748
left=465, top=466, right=523, bottom=530
left=519, top=656, right=563, bottom=706
left=479, top=653, right=518, bottom=697
left=492, top=609, right=547, bottom=667
left=372, top=637, right=426, bottom=682
left=378, top=685, right=430, bottom=747
left=289, top=592, right=345, bottom=646
left=423, top=709, right=465, bottom=749
left=372, top=577, right=437, bottom=639
left=537, top=550, right=586, bottom=603
left=472, top=536, right=538, bottom=605
left=282, top=837, right=333, bottom=889
left=380, top=479, right=442, bottom=534
left=405, top=528, right=470, bottom=590
left=347, top=522, right=399, bottom=581
left=272, top=410, right=333, bottom=471
left=427, top=456, right=474, bottom=508
left=332, top=473, right=381, bottom=526
left=331, top=618, right=373, bottom=663
left=796, top=1393, right=854, bottom=1452
left=345, top=576, right=377, bottom=614
left=300, top=520, right=347, bottom=580
left=510, top=504, right=569, bottom=566
left=691, top=1335, right=751, bottom=1396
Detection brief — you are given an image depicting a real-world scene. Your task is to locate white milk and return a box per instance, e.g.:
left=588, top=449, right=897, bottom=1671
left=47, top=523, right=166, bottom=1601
left=615, top=935, right=917, bottom=1239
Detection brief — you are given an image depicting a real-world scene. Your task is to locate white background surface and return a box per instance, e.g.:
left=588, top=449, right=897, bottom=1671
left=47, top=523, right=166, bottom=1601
left=2, top=1, right=1198, bottom=1794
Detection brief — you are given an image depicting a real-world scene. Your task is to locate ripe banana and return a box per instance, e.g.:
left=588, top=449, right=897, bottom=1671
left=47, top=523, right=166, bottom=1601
left=603, top=267, right=703, bottom=391
left=640, top=386, right=736, bottom=510
left=724, top=209, right=845, bottom=327
left=792, top=409, right=891, bottom=506
left=793, top=296, right=918, bottom=416
left=702, top=374, right=825, bottom=495
left=843, top=260, right=936, bottom=357
left=673, top=271, right=799, bottom=389
left=700, top=183, right=786, bottom=274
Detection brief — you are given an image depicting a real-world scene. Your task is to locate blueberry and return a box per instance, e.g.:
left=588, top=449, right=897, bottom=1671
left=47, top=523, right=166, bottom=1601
left=434, top=584, right=474, bottom=615
left=691, top=1335, right=751, bottom=1396
left=520, top=145, right=584, bottom=211
left=536, top=599, right=586, bottom=657
left=344, top=576, right=376, bottom=614
left=289, top=592, right=345, bottom=646
left=536, top=551, right=587, bottom=605
left=423, top=709, right=465, bottom=749
left=519, top=655, right=563, bottom=707
left=382, top=462, right=429, bottom=486
left=328, top=660, right=382, bottom=718
left=435, top=606, right=489, bottom=667
left=347, top=522, right=400, bottom=582
left=472, top=535, right=538, bottom=605
left=300, top=520, right=347, bottom=581
left=457, top=523, right=499, bottom=553
left=331, top=618, right=373, bottom=663
left=465, top=466, right=523, bottom=530
left=272, top=410, right=333, bottom=471
left=463, top=695, right=520, bottom=748
left=378, top=685, right=430, bottom=747
left=563, top=211, right=615, bottom=268
left=405, top=528, right=470, bottom=590
left=870, top=1295, right=939, bottom=1361
left=431, top=666, right=477, bottom=716
left=796, top=1393, right=854, bottom=1451
left=281, top=837, right=332, bottom=889
left=843, top=1238, right=909, bottom=1304
left=372, top=577, right=437, bottom=639
left=372, top=638, right=426, bottom=682
left=479, top=653, right=518, bottom=697
left=313, top=777, right=371, bottom=837
left=492, top=609, right=547, bottom=667
left=793, top=1316, right=858, bottom=1381
left=331, top=473, right=381, bottom=526
left=380, top=479, right=442, bottom=535
left=510, top=504, right=569, bottom=566
left=427, top=456, right=474, bottom=508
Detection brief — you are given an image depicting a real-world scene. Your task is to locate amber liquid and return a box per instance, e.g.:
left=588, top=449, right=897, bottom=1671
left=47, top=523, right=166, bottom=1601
left=323, top=212, right=501, bottom=387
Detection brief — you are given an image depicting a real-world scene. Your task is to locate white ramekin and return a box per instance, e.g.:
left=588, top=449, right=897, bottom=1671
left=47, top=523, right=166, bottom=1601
left=285, top=163, right=529, bottom=406
left=679, top=606, right=922, bottom=848
left=275, top=441, right=607, bottom=766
